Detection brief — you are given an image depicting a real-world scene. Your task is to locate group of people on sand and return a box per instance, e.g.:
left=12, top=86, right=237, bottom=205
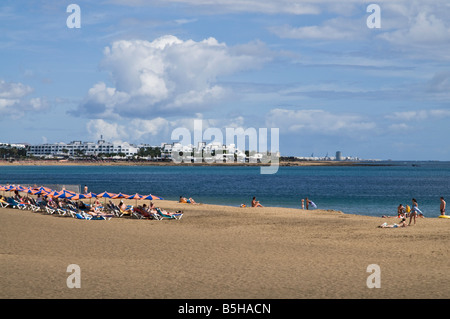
left=380, top=197, right=446, bottom=228
left=301, top=197, right=317, bottom=210
left=381, top=198, right=423, bottom=227
left=249, top=196, right=318, bottom=209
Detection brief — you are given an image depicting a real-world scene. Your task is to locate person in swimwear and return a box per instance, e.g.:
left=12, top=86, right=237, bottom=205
left=397, top=204, right=406, bottom=218
left=179, top=196, right=197, bottom=204
left=440, top=197, right=446, bottom=216
left=252, top=197, right=263, bottom=207
left=409, top=198, right=424, bottom=225
left=379, top=218, right=408, bottom=228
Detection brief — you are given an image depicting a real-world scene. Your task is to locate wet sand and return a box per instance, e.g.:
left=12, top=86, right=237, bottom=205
left=1, top=199, right=449, bottom=299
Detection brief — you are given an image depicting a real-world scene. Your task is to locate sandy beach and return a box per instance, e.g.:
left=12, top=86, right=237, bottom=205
left=1, top=198, right=448, bottom=299
left=0, top=159, right=371, bottom=167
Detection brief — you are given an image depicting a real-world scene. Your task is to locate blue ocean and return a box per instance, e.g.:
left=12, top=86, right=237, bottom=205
left=1, top=161, right=449, bottom=217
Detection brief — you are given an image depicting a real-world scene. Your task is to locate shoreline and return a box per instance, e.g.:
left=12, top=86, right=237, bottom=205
left=0, top=159, right=386, bottom=167
left=1, top=198, right=448, bottom=299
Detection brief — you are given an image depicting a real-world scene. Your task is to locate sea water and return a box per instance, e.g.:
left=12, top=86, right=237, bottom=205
left=1, top=161, right=449, bottom=217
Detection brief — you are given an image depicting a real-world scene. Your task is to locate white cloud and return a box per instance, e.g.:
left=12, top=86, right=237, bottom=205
left=269, top=17, right=364, bottom=41
left=379, top=11, right=450, bottom=46
left=266, top=108, right=376, bottom=134
left=86, top=118, right=170, bottom=143
left=76, top=35, right=269, bottom=119
left=0, top=80, right=33, bottom=99
left=86, top=115, right=250, bottom=145
left=108, top=0, right=321, bottom=15
left=385, top=109, right=450, bottom=121
left=0, top=79, right=48, bottom=119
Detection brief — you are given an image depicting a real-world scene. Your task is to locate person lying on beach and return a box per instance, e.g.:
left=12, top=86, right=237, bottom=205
left=139, top=204, right=160, bottom=219
left=179, top=196, right=197, bottom=204
left=379, top=218, right=408, bottom=228
left=48, top=198, right=58, bottom=209
left=156, top=207, right=183, bottom=218
left=252, top=197, right=263, bottom=207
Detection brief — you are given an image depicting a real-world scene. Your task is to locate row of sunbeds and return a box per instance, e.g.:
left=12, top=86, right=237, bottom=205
left=0, top=196, right=183, bottom=220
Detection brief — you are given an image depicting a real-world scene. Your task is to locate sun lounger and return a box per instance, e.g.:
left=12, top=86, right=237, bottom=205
left=75, top=212, right=92, bottom=220
left=0, top=199, right=10, bottom=208
left=132, top=206, right=162, bottom=220
left=155, top=207, right=183, bottom=220
left=6, top=197, right=26, bottom=209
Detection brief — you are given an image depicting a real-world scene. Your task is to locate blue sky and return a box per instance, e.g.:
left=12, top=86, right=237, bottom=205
left=1, top=0, right=450, bottom=160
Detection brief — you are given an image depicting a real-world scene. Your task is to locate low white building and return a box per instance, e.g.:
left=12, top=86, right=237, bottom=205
left=27, top=139, right=139, bottom=158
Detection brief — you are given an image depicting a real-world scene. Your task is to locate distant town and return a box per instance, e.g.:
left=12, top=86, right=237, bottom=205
left=0, top=138, right=374, bottom=163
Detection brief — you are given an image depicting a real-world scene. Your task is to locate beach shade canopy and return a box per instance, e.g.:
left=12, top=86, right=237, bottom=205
left=84, top=192, right=97, bottom=198
left=32, top=189, right=50, bottom=196
left=143, top=194, right=164, bottom=200
left=96, top=191, right=116, bottom=199
left=38, top=186, right=54, bottom=193
left=112, top=192, right=129, bottom=199
left=126, top=193, right=144, bottom=206
left=24, top=187, right=36, bottom=194
left=127, top=193, right=144, bottom=200
left=68, top=193, right=87, bottom=200
left=54, top=190, right=77, bottom=199
left=14, top=185, right=27, bottom=192
left=5, top=185, right=21, bottom=192
left=46, top=190, right=60, bottom=198
left=96, top=191, right=116, bottom=204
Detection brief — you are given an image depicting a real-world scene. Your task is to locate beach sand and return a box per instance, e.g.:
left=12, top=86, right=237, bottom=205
left=0, top=159, right=367, bottom=167
left=1, top=199, right=449, bottom=299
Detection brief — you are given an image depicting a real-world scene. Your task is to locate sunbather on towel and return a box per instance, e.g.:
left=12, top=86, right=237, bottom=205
left=179, top=196, right=197, bottom=204
left=378, top=218, right=408, bottom=228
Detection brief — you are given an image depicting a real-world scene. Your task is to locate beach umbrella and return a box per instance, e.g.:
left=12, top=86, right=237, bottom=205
left=126, top=193, right=144, bottom=206
left=84, top=192, right=96, bottom=200
left=46, top=190, right=60, bottom=198
left=54, top=190, right=77, bottom=199
left=143, top=194, right=164, bottom=201
left=32, top=189, right=50, bottom=196
left=96, top=191, right=116, bottom=204
left=96, top=191, right=115, bottom=198
left=67, top=193, right=89, bottom=208
left=15, top=185, right=27, bottom=192
left=112, top=192, right=129, bottom=200
left=38, top=186, right=54, bottom=193
left=83, top=192, right=96, bottom=204
left=24, top=187, right=35, bottom=194
left=68, top=193, right=87, bottom=200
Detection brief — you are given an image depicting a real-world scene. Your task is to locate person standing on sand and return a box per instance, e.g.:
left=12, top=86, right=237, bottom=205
left=409, top=198, right=423, bottom=225
left=84, top=185, right=88, bottom=194
left=301, top=199, right=305, bottom=209
left=440, top=197, right=446, bottom=215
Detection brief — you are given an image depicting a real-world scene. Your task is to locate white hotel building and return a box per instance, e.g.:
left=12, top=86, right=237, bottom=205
left=27, top=139, right=140, bottom=158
